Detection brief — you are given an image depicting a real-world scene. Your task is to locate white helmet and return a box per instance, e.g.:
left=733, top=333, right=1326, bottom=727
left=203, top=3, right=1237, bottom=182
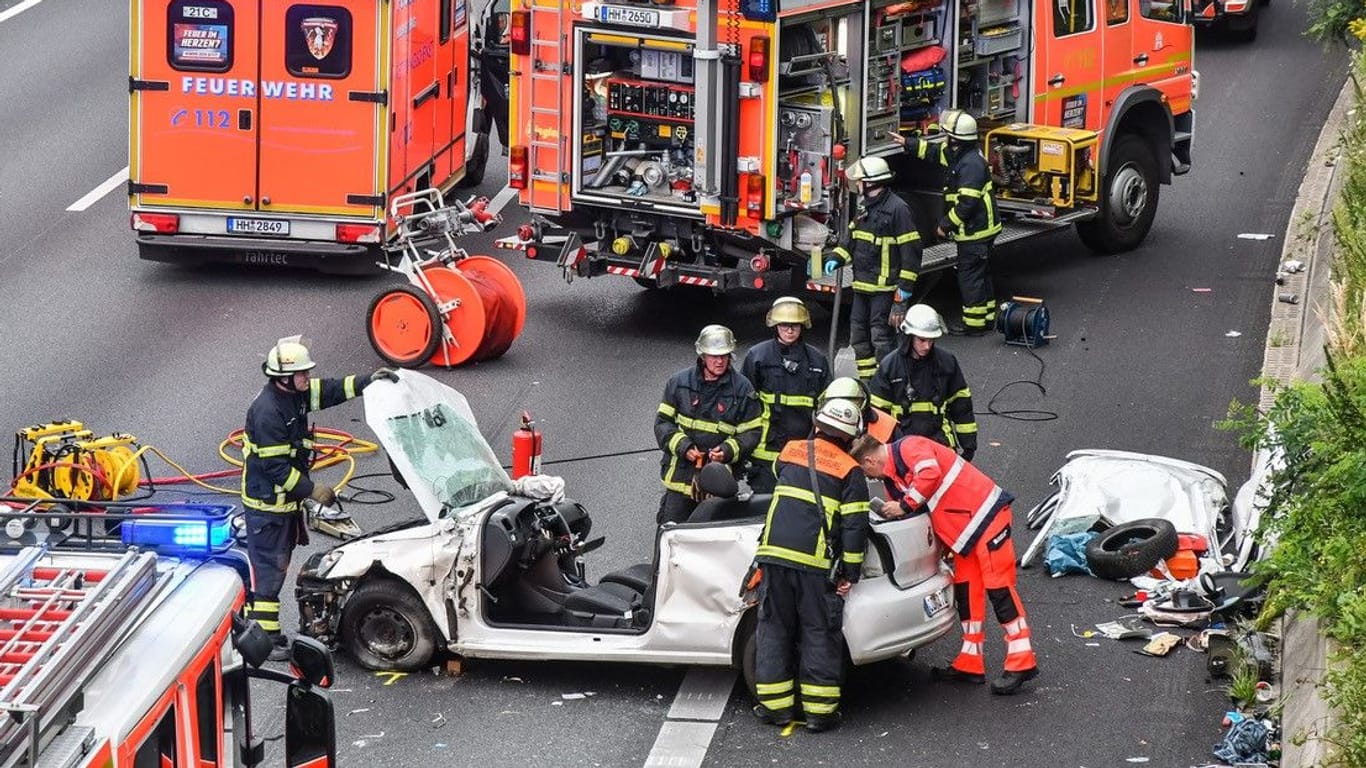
left=695, top=324, right=737, bottom=356
left=263, top=335, right=316, bottom=377
left=814, top=399, right=861, bottom=439
left=899, top=304, right=944, bottom=339
left=844, top=156, right=894, bottom=185
left=939, top=109, right=978, bottom=142
left=766, top=296, right=811, bottom=328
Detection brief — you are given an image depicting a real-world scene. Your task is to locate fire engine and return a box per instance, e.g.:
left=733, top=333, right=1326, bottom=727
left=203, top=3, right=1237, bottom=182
left=128, top=0, right=500, bottom=274
left=500, top=0, right=1196, bottom=293
left=0, top=499, right=336, bottom=767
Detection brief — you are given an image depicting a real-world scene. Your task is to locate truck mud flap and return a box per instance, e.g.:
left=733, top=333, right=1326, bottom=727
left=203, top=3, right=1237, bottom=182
left=137, top=235, right=382, bottom=276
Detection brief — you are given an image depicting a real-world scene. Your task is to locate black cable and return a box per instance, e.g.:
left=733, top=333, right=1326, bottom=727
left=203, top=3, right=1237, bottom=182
left=337, top=472, right=397, bottom=505
left=979, top=345, right=1058, bottom=423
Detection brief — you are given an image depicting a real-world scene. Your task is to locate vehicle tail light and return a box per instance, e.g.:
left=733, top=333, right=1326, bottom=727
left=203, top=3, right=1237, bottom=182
left=131, top=212, right=179, bottom=233
left=336, top=224, right=381, bottom=243
left=745, top=173, right=765, bottom=216
left=510, top=11, right=530, bottom=56
left=748, top=36, right=770, bottom=82
left=510, top=146, right=529, bottom=190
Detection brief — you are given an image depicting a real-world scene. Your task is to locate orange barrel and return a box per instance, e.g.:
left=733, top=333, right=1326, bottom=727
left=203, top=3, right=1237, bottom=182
left=413, top=256, right=527, bottom=367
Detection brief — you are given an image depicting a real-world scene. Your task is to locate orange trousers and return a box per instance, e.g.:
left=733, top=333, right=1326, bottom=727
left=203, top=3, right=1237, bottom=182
left=948, top=508, right=1037, bottom=675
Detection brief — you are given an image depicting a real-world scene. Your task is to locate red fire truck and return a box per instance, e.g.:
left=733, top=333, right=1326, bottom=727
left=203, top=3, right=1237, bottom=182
left=499, top=0, right=1196, bottom=293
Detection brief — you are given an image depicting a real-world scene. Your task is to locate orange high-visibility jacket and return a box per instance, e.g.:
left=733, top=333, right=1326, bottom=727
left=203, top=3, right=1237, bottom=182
left=881, top=436, right=1013, bottom=555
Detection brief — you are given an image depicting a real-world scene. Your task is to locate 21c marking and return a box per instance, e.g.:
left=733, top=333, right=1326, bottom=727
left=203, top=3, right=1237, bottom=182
left=171, top=108, right=230, bottom=129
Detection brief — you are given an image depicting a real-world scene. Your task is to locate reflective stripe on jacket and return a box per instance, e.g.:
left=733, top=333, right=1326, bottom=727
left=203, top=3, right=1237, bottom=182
left=829, top=188, right=922, bottom=294
left=881, top=436, right=1014, bottom=554
left=654, top=363, right=762, bottom=494
left=756, top=437, right=870, bottom=581
left=868, top=344, right=976, bottom=457
left=911, top=139, right=1002, bottom=243
left=242, top=375, right=365, bottom=513
left=741, top=339, right=831, bottom=463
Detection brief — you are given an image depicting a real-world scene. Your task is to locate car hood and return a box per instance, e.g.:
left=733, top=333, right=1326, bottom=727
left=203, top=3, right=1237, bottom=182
left=364, top=371, right=515, bottom=524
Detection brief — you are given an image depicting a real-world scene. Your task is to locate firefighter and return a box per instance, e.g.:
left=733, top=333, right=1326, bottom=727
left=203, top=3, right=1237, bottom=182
left=852, top=434, right=1039, bottom=695
left=753, top=399, right=870, bottom=732
left=869, top=304, right=977, bottom=461
left=822, top=155, right=923, bottom=380
left=655, top=324, right=763, bottom=526
left=818, top=376, right=899, bottom=444
left=242, top=335, right=398, bottom=660
left=741, top=297, right=832, bottom=493
left=890, top=110, right=1003, bottom=335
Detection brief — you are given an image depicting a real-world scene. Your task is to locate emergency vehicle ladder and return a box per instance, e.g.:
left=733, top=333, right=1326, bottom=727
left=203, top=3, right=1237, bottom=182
left=0, top=546, right=162, bottom=768
left=522, top=0, right=570, bottom=214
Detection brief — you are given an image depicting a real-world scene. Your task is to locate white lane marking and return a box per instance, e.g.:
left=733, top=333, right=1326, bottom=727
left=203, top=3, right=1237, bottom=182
left=0, top=0, right=43, bottom=24
left=67, top=167, right=129, bottom=212
left=487, top=185, right=517, bottom=217
left=644, top=668, right=737, bottom=768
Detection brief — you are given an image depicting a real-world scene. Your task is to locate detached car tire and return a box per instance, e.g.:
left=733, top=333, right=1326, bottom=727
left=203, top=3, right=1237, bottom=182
left=340, top=578, right=442, bottom=671
left=1085, top=518, right=1180, bottom=580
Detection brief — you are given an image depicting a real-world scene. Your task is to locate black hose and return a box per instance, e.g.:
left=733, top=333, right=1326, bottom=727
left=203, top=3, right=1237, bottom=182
left=980, top=346, right=1058, bottom=423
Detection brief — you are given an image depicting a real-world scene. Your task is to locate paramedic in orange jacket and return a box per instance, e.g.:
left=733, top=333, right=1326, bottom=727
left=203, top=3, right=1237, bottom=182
left=851, top=434, right=1039, bottom=695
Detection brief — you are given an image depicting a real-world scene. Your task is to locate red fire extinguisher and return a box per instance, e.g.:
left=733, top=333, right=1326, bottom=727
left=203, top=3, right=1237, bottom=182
left=511, top=411, right=542, bottom=479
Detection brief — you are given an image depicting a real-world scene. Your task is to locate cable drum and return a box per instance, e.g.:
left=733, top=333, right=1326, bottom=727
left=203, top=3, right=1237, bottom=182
left=996, top=298, right=1050, bottom=348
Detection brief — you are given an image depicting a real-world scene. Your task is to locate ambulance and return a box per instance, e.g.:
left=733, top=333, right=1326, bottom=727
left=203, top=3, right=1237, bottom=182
left=129, top=0, right=494, bottom=273
left=501, top=0, right=1196, bottom=293
left=0, top=499, right=337, bottom=767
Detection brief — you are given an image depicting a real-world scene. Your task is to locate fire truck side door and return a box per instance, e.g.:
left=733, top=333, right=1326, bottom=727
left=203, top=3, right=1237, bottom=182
left=1034, top=0, right=1103, bottom=130
left=1098, top=0, right=1134, bottom=118
left=256, top=1, right=385, bottom=217
left=442, top=0, right=472, bottom=181
left=1128, top=0, right=1192, bottom=110
left=131, top=0, right=259, bottom=210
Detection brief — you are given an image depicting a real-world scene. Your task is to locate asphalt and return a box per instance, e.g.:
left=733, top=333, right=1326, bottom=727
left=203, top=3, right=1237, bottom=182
left=0, top=0, right=1351, bottom=765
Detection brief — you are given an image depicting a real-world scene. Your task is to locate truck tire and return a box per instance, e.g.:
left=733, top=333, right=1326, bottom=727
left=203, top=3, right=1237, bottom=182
left=340, top=577, right=442, bottom=671
left=1076, top=134, right=1160, bottom=254
left=1085, top=518, right=1179, bottom=580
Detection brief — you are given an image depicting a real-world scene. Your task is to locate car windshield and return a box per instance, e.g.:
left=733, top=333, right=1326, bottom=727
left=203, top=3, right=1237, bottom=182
left=380, top=401, right=513, bottom=515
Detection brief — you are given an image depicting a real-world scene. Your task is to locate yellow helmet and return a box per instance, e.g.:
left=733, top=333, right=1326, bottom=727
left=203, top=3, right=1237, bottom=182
left=766, top=296, right=811, bottom=328
left=695, top=324, right=737, bottom=356
left=263, top=335, right=316, bottom=377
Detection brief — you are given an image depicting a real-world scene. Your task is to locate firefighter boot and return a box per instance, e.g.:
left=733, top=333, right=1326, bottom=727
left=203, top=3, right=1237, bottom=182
left=930, top=665, right=986, bottom=684
left=751, top=704, right=793, bottom=727
left=989, top=666, right=1039, bottom=696
left=804, top=711, right=842, bottom=733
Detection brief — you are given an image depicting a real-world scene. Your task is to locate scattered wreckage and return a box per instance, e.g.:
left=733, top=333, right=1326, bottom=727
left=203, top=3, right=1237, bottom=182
left=295, top=372, right=956, bottom=690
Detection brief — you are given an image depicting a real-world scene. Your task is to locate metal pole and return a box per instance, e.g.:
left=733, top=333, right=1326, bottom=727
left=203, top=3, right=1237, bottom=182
left=693, top=0, right=721, bottom=209
left=827, top=266, right=843, bottom=366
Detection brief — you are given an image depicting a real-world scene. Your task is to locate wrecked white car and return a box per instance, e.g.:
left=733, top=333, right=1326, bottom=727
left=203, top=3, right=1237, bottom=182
left=295, top=373, right=955, bottom=689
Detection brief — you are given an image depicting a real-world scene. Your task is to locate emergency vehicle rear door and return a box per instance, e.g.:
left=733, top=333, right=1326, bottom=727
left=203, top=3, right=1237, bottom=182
left=442, top=0, right=471, bottom=180
left=1034, top=0, right=1103, bottom=130
left=131, top=0, right=260, bottom=210
left=256, top=1, right=386, bottom=217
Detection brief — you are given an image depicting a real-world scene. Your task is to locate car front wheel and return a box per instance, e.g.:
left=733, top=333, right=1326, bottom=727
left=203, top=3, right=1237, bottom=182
left=339, top=577, right=442, bottom=671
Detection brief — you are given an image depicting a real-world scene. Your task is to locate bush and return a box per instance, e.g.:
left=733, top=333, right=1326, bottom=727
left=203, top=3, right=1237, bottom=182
left=1305, top=0, right=1366, bottom=45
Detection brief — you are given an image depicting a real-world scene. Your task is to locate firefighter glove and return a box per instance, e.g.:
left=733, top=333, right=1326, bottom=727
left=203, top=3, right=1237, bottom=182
left=309, top=484, right=337, bottom=507
left=961, top=448, right=976, bottom=463
left=370, top=367, right=400, bottom=383
left=823, top=259, right=840, bottom=276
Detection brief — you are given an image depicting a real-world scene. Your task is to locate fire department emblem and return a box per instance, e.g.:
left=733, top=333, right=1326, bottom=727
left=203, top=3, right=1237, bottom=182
left=301, top=16, right=338, bottom=60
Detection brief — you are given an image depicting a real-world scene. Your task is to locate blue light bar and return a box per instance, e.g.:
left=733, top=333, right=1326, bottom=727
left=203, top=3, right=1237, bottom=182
left=120, top=505, right=236, bottom=556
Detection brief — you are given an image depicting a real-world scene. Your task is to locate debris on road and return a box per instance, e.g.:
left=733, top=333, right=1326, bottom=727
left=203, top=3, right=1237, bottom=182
left=561, top=692, right=596, bottom=700
left=1281, top=259, right=1305, bottom=273
left=1125, top=758, right=1150, bottom=764
left=347, top=708, right=372, bottom=716
left=1278, top=293, right=1300, bottom=305
left=1136, top=632, right=1182, bottom=657
left=1225, top=331, right=1242, bottom=338
left=1094, top=617, right=1152, bottom=641
left=1191, top=287, right=1212, bottom=293
left=1238, top=233, right=1274, bottom=240
left=431, top=713, right=447, bottom=729
left=502, top=675, right=525, bottom=684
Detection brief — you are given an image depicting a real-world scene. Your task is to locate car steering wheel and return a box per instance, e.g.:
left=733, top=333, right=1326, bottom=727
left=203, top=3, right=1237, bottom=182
left=534, top=502, right=573, bottom=545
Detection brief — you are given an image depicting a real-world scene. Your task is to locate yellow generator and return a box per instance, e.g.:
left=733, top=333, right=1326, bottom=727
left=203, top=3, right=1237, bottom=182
left=11, top=421, right=142, bottom=501
left=986, top=124, right=1099, bottom=214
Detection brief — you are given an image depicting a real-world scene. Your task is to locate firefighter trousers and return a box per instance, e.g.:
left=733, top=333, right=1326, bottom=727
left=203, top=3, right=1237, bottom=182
left=948, top=508, right=1037, bottom=676
left=850, top=291, right=895, bottom=381
left=955, top=239, right=997, bottom=332
left=755, top=564, right=845, bottom=721
left=657, top=490, right=698, bottom=526
left=243, top=509, right=302, bottom=640
left=748, top=462, right=777, bottom=494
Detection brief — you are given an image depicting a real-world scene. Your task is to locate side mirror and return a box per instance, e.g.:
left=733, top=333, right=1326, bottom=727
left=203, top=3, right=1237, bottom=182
left=290, top=635, right=336, bottom=688
left=233, top=614, right=274, bottom=669
left=285, top=681, right=337, bottom=768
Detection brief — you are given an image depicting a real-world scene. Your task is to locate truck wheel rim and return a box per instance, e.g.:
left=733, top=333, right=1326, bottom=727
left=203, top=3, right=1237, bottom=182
left=1109, top=164, right=1148, bottom=227
left=358, top=606, right=415, bottom=660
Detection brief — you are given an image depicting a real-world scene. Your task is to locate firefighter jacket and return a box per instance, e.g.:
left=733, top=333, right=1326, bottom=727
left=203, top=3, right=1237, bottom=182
left=869, top=343, right=977, bottom=459
left=741, top=339, right=831, bottom=464
left=880, top=436, right=1014, bottom=555
left=828, top=187, right=922, bottom=294
left=756, top=437, right=870, bottom=581
left=242, top=375, right=367, bottom=513
left=910, top=139, right=1002, bottom=243
left=655, top=363, right=763, bottom=495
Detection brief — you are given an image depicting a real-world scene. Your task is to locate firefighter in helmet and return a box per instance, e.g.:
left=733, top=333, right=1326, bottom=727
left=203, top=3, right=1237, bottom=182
left=817, top=376, right=899, bottom=444
left=242, top=336, right=398, bottom=660
left=654, top=325, right=763, bottom=526
left=869, top=304, right=977, bottom=461
left=752, top=399, right=870, bottom=732
left=890, top=110, right=1003, bottom=335
left=741, top=297, right=831, bottom=493
left=822, top=155, right=923, bottom=380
